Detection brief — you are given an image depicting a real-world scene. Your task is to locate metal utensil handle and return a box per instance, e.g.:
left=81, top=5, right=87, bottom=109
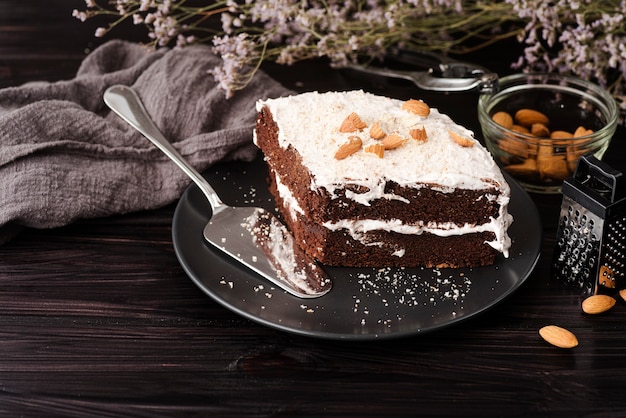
left=103, top=85, right=226, bottom=213
left=350, top=49, right=499, bottom=94
left=574, top=155, right=625, bottom=203
left=350, top=64, right=498, bottom=93
left=420, top=70, right=499, bottom=93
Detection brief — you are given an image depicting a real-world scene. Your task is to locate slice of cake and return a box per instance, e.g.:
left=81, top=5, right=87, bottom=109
left=253, top=90, right=513, bottom=268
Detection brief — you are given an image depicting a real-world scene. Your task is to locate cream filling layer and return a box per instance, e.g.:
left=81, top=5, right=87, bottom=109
left=322, top=214, right=512, bottom=257
left=274, top=173, right=512, bottom=258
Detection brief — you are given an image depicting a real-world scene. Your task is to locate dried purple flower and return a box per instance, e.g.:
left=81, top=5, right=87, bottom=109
left=74, top=0, right=626, bottom=119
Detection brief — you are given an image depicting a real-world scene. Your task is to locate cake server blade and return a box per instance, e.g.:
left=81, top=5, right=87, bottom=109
left=103, top=85, right=331, bottom=298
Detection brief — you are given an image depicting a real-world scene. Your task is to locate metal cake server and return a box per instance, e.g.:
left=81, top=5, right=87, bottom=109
left=104, top=85, right=331, bottom=298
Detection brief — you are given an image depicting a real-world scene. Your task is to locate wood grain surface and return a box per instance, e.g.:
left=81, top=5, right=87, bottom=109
left=2, top=1, right=626, bottom=416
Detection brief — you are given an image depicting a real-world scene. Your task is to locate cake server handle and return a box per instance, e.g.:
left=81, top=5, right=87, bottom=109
left=103, top=85, right=226, bottom=215
left=104, top=84, right=332, bottom=299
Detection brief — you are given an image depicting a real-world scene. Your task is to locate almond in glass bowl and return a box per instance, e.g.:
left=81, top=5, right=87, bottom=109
left=478, top=73, right=618, bottom=194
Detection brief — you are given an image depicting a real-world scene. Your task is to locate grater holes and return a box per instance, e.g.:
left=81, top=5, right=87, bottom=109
left=603, top=217, right=626, bottom=280
left=588, top=255, right=597, bottom=269
left=553, top=204, right=602, bottom=287
left=553, top=161, right=625, bottom=293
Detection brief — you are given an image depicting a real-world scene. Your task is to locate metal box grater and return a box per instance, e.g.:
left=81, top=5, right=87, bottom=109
left=552, top=155, right=626, bottom=296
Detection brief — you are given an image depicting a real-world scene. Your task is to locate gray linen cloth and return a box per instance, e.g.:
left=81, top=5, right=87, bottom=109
left=0, top=40, right=291, bottom=243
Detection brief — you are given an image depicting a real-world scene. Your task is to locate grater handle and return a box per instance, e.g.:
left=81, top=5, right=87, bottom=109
left=574, top=155, right=625, bottom=203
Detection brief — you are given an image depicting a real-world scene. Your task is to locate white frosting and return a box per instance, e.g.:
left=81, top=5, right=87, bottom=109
left=322, top=210, right=513, bottom=256
left=274, top=172, right=304, bottom=221
left=255, top=90, right=512, bottom=257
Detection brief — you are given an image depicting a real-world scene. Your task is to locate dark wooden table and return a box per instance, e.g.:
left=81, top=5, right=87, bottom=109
left=2, top=2, right=626, bottom=416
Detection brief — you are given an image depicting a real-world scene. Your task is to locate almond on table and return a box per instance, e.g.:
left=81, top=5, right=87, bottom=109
left=539, top=325, right=579, bottom=349
left=581, top=294, right=616, bottom=314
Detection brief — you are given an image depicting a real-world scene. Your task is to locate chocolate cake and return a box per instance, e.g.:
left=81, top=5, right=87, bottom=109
left=253, top=90, right=513, bottom=268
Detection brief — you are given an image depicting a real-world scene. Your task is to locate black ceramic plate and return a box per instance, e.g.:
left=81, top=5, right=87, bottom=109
left=172, top=156, right=541, bottom=340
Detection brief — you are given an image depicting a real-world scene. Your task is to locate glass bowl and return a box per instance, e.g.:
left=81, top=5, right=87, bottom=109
left=478, top=73, right=618, bottom=194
